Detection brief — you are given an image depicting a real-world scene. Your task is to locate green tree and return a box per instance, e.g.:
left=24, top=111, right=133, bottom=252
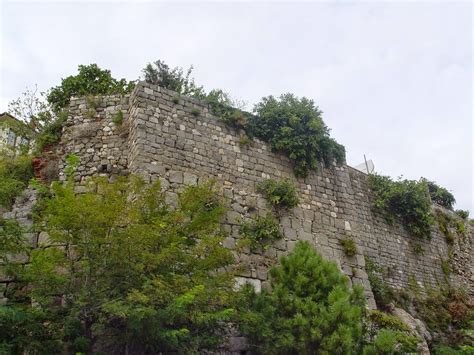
left=238, top=241, right=366, bottom=354
left=47, top=64, right=134, bottom=113
left=2, top=177, right=238, bottom=354
left=250, top=94, right=345, bottom=177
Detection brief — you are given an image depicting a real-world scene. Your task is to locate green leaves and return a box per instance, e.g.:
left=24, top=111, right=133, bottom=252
left=239, top=241, right=366, bottom=354
left=257, top=179, right=299, bottom=209
left=250, top=93, right=345, bottom=177
left=423, top=178, right=456, bottom=210
left=239, top=212, right=283, bottom=251
left=142, top=60, right=205, bottom=98
left=47, top=64, right=134, bottom=113
left=368, top=174, right=434, bottom=238
left=5, top=176, right=237, bottom=353
left=0, top=152, right=33, bottom=209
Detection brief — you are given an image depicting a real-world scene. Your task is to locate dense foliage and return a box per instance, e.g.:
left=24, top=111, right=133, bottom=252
left=423, top=178, right=456, bottom=210
left=0, top=152, right=33, bottom=209
left=250, top=94, right=345, bottom=177
left=238, top=241, right=366, bottom=354
left=455, top=210, right=470, bottom=220
left=368, top=174, right=434, bottom=238
left=1, top=177, right=238, bottom=354
left=239, top=212, right=283, bottom=251
left=257, top=178, right=299, bottom=209
left=47, top=64, right=135, bottom=113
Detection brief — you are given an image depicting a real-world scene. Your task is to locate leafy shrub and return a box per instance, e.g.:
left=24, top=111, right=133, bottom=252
left=340, top=237, right=357, bottom=256
left=142, top=60, right=205, bottom=98
left=239, top=213, right=283, bottom=251
left=112, top=110, right=124, bottom=125
left=250, top=93, right=345, bottom=177
left=423, top=179, right=456, bottom=210
left=368, top=174, right=434, bottom=238
left=257, top=179, right=299, bottom=209
left=455, top=210, right=469, bottom=220
left=47, top=64, right=134, bottom=113
left=365, top=257, right=394, bottom=308
left=0, top=153, right=33, bottom=209
left=2, top=177, right=238, bottom=353
left=34, top=110, right=68, bottom=153
left=239, top=241, right=366, bottom=354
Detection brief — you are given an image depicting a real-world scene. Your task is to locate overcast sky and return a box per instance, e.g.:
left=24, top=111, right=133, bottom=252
left=1, top=0, right=472, bottom=212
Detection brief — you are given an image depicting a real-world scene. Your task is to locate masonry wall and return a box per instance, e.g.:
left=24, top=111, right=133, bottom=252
left=58, top=82, right=473, bottom=308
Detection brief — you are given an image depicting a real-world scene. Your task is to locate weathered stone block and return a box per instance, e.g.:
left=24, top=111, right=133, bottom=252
left=168, top=171, right=183, bottom=184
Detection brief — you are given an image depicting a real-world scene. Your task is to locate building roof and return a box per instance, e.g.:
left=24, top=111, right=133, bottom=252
left=0, top=112, right=21, bottom=123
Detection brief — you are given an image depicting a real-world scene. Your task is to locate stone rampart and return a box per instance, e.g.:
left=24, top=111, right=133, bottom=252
left=55, top=82, right=473, bottom=306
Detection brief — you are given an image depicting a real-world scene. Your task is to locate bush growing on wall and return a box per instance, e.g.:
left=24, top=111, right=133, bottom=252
left=47, top=64, right=134, bottom=113
left=257, top=178, right=299, bottom=209
left=239, top=212, right=283, bottom=251
left=250, top=94, right=345, bottom=177
left=368, top=174, right=434, bottom=238
left=238, top=241, right=366, bottom=354
left=423, top=178, right=456, bottom=210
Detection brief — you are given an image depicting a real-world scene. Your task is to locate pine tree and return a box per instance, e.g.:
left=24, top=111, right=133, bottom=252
left=239, top=241, right=366, bottom=354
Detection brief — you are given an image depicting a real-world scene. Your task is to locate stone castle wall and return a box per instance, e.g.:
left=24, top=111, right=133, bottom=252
left=55, top=82, right=472, bottom=306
